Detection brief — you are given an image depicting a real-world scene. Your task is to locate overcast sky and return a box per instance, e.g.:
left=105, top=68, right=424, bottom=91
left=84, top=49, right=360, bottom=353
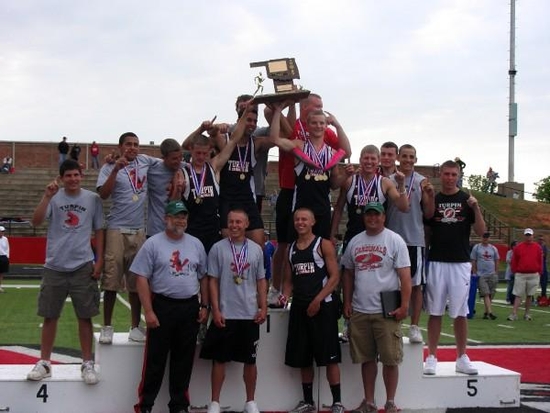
left=1, top=0, right=548, bottom=198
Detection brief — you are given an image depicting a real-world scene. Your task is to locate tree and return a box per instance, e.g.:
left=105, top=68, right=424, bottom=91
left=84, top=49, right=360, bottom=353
left=534, top=176, right=550, bottom=203
left=467, top=174, right=488, bottom=192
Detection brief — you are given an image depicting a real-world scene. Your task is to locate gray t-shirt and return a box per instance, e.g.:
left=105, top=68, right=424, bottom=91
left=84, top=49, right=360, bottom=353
left=207, top=238, right=265, bottom=319
left=471, top=243, right=499, bottom=277
left=386, top=171, right=426, bottom=247
left=96, top=154, right=158, bottom=229
left=45, top=188, right=104, bottom=272
left=130, top=231, right=207, bottom=298
left=341, top=228, right=410, bottom=314
left=146, top=161, right=188, bottom=236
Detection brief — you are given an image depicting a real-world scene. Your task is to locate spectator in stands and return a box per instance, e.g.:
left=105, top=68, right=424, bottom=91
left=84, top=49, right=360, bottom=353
left=90, top=141, right=100, bottom=169
left=0, top=226, right=9, bottom=292
left=505, top=241, right=517, bottom=304
left=58, top=136, right=69, bottom=166
left=454, top=157, right=466, bottom=188
left=1, top=155, right=13, bottom=173
left=508, top=228, right=543, bottom=321
left=70, top=143, right=82, bottom=162
left=27, top=159, right=104, bottom=384
left=471, top=232, right=500, bottom=320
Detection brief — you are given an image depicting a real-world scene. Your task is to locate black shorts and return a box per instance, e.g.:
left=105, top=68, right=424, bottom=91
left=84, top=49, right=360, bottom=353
left=219, top=199, right=264, bottom=231
left=200, top=319, right=259, bottom=364
left=285, top=299, right=341, bottom=368
left=0, top=255, right=9, bottom=273
left=275, top=188, right=294, bottom=243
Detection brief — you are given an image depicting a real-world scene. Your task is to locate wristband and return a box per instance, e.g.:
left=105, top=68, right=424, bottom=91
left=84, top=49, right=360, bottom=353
left=200, top=304, right=211, bottom=310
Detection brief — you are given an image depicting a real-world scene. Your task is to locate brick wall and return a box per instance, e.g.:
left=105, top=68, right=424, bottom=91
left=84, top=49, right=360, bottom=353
left=0, top=140, right=160, bottom=170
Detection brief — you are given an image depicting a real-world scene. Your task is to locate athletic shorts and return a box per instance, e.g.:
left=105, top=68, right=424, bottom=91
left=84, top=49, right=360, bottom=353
left=425, top=261, right=471, bottom=318
left=199, top=319, right=259, bottom=364
left=349, top=312, right=403, bottom=366
left=285, top=300, right=341, bottom=368
left=38, top=262, right=100, bottom=319
left=478, top=274, right=498, bottom=297
left=219, top=199, right=264, bottom=231
left=275, top=188, right=294, bottom=243
left=512, top=273, right=539, bottom=298
left=0, top=255, right=9, bottom=273
left=101, top=228, right=145, bottom=292
left=407, top=246, right=425, bottom=287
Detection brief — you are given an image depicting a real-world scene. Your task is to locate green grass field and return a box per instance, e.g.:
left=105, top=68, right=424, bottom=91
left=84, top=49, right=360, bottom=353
left=1, top=279, right=549, bottom=356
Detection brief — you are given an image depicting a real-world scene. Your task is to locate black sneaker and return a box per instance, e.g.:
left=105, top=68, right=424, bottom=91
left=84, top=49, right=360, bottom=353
left=482, top=313, right=489, bottom=319
left=489, top=313, right=497, bottom=320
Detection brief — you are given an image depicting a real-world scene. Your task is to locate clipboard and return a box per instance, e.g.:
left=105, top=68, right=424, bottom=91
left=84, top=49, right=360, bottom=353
left=380, top=290, right=401, bottom=318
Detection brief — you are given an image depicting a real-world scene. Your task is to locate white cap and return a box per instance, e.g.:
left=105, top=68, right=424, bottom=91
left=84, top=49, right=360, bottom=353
left=524, top=228, right=534, bottom=235
left=0, top=226, right=5, bottom=232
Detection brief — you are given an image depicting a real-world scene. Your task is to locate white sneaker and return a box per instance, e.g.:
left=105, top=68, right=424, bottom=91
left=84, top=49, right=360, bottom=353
left=423, top=354, right=437, bottom=375
left=243, top=400, right=259, bottom=413
left=408, top=325, right=423, bottom=343
left=27, top=360, right=52, bottom=381
left=456, top=354, right=478, bottom=375
left=81, top=360, right=99, bottom=385
left=289, top=401, right=316, bottom=413
left=99, top=325, right=114, bottom=344
left=129, top=326, right=146, bottom=342
left=207, top=401, right=220, bottom=413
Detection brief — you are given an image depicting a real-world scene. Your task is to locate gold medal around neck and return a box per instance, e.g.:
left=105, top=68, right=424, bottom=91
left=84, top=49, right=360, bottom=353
left=305, top=174, right=311, bottom=180
left=195, top=197, right=202, bottom=205
left=233, top=275, right=243, bottom=285
left=356, top=208, right=362, bottom=214
left=239, top=173, right=246, bottom=180
left=132, top=194, right=139, bottom=202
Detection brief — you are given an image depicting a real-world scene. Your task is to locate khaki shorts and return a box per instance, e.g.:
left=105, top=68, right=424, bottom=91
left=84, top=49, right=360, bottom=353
left=349, top=311, right=403, bottom=366
left=38, top=262, right=100, bottom=319
left=101, top=228, right=145, bottom=292
left=512, top=273, right=539, bottom=298
left=478, top=274, right=498, bottom=297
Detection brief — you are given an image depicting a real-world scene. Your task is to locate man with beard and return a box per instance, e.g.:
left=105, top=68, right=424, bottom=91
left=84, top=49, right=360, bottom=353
left=131, top=200, right=208, bottom=413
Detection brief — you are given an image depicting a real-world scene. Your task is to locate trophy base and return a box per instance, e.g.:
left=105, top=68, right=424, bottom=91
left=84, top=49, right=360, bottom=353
left=252, top=90, right=311, bottom=105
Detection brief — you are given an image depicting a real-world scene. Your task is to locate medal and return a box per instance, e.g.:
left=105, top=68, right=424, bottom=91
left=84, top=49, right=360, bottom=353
left=356, top=208, right=362, bottom=214
left=195, top=197, right=202, bottom=204
left=239, top=173, right=246, bottom=180
left=233, top=275, right=243, bottom=285
left=314, top=174, right=320, bottom=181
left=132, top=194, right=139, bottom=202
left=236, top=140, right=250, bottom=181
left=305, top=173, right=311, bottom=180
left=229, top=238, right=248, bottom=287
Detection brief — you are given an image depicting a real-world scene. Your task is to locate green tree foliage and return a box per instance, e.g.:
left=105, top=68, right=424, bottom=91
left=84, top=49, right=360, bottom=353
left=534, top=176, right=550, bottom=203
left=467, top=174, right=488, bottom=192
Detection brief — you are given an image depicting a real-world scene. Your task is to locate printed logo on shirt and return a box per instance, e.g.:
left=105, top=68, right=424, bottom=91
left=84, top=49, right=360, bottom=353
left=293, top=262, right=315, bottom=275
left=353, top=244, right=386, bottom=271
left=435, top=202, right=465, bottom=224
left=59, top=204, right=86, bottom=230
left=192, top=186, right=214, bottom=198
left=170, top=250, right=189, bottom=277
left=227, top=160, right=250, bottom=173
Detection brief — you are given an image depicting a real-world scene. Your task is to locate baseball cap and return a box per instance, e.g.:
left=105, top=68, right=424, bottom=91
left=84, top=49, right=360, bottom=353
left=524, top=228, right=534, bottom=236
left=482, top=232, right=490, bottom=238
left=363, top=201, right=385, bottom=214
left=165, top=200, right=188, bottom=215
left=0, top=226, right=5, bottom=232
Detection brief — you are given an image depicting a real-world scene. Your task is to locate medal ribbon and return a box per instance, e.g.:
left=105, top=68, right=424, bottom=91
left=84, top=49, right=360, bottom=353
left=305, top=140, right=327, bottom=174
left=229, top=238, right=248, bottom=277
left=190, top=164, right=207, bottom=199
left=357, top=174, right=377, bottom=206
left=297, top=119, right=308, bottom=141
left=406, top=171, right=415, bottom=200
left=236, top=141, right=249, bottom=174
left=125, top=159, right=139, bottom=194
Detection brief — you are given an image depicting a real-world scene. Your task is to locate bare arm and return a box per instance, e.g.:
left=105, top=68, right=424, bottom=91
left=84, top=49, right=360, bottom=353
left=420, top=178, right=435, bottom=219
left=32, top=179, right=59, bottom=227
left=209, top=276, right=225, bottom=328
left=392, top=266, right=412, bottom=321
left=326, top=111, right=351, bottom=159
left=92, top=229, right=105, bottom=279
left=342, top=268, right=355, bottom=319
left=136, top=275, right=159, bottom=328
left=254, top=278, right=268, bottom=324
left=307, top=239, right=341, bottom=317
left=98, top=156, right=129, bottom=200
left=198, top=276, right=210, bottom=324
left=330, top=180, right=349, bottom=241
left=383, top=176, right=410, bottom=212
left=467, top=193, right=486, bottom=236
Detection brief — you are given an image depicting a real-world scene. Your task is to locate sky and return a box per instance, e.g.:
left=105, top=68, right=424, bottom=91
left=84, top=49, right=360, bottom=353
left=1, top=0, right=549, bottom=199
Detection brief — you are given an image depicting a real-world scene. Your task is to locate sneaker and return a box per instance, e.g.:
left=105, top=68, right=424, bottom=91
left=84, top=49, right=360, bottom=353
left=289, top=401, right=316, bottom=413
left=351, top=399, right=377, bottom=413
left=488, top=313, right=497, bottom=320
left=81, top=360, right=99, bottom=385
left=423, top=354, right=437, bottom=375
left=0, top=286, right=5, bottom=293
left=99, top=325, right=114, bottom=344
left=507, top=314, right=517, bottom=321
left=408, top=325, right=423, bottom=343
left=384, top=401, right=398, bottom=413
left=27, top=360, right=52, bottom=381
left=331, top=402, right=345, bottom=413
left=243, top=400, right=259, bottom=413
left=268, top=287, right=284, bottom=308
left=207, top=401, right=220, bottom=413
left=129, top=326, right=146, bottom=342
left=482, top=312, right=489, bottom=319
left=524, top=314, right=532, bottom=321
left=455, top=354, right=478, bottom=375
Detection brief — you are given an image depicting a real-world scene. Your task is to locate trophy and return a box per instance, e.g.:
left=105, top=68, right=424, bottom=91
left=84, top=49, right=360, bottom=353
left=249, top=58, right=310, bottom=104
